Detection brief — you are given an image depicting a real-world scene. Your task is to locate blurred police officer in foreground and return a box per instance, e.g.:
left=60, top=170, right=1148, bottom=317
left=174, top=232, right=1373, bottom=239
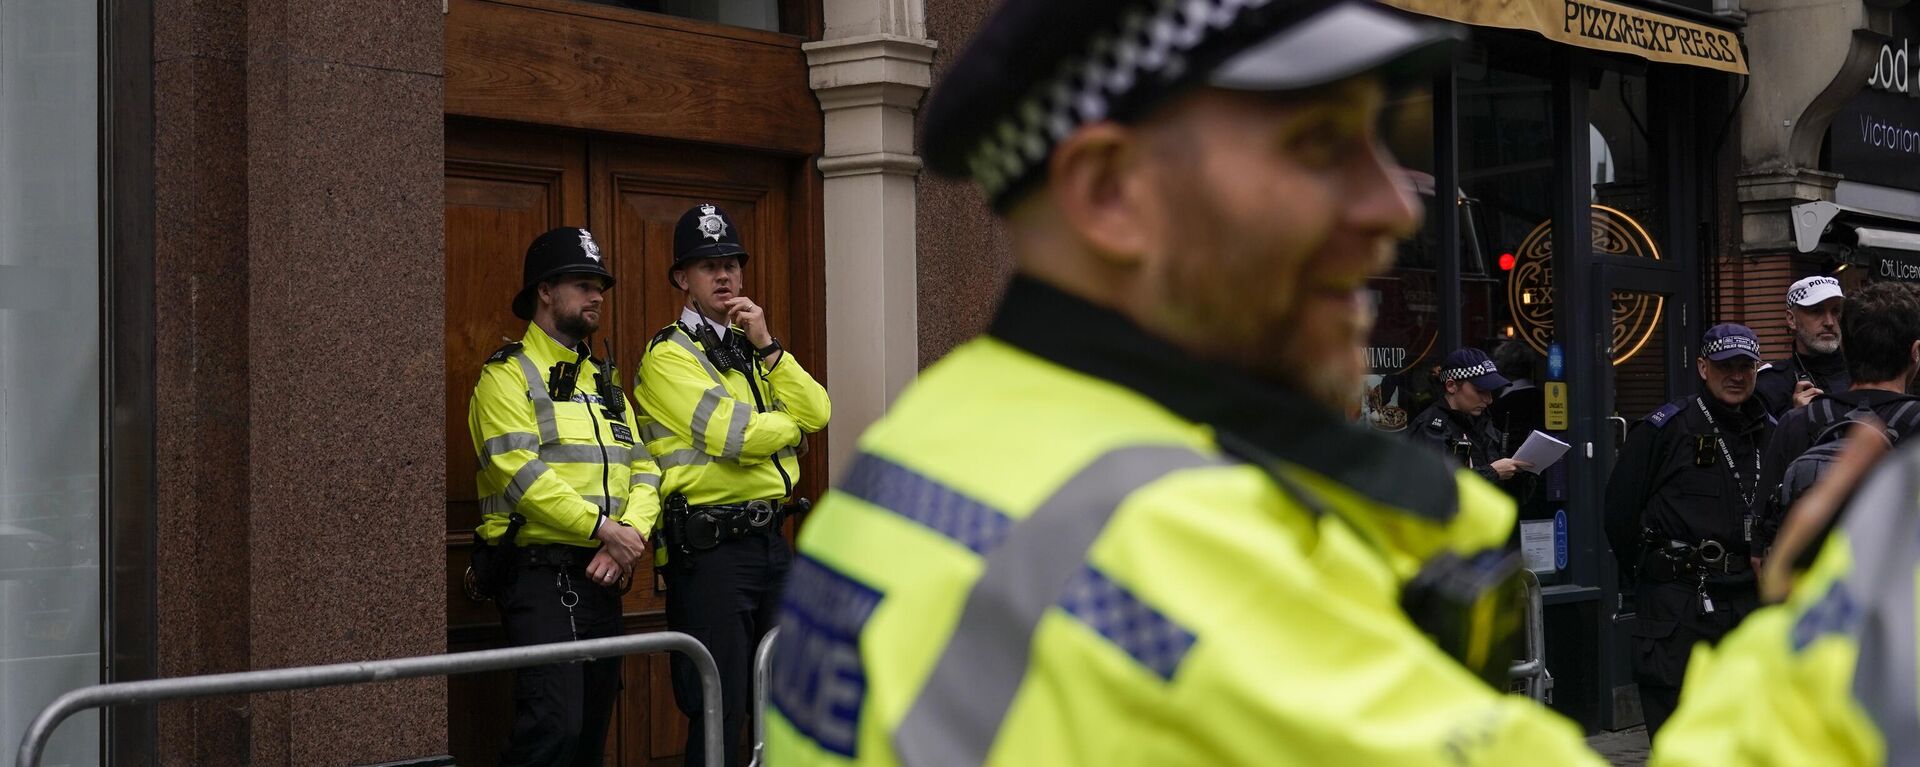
left=1409, top=347, right=1535, bottom=490
left=1605, top=324, right=1771, bottom=737
left=467, top=227, right=661, bottom=765
left=634, top=203, right=830, bottom=767
left=766, top=1, right=1602, bottom=763
left=1755, top=276, right=1849, bottom=418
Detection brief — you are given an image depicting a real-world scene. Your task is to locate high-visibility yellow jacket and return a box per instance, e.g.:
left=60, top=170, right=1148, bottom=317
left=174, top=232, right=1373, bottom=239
left=470, top=322, right=663, bottom=547
left=1651, top=444, right=1920, bottom=766
left=633, top=321, right=830, bottom=506
left=767, top=277, right=1601, bottom=766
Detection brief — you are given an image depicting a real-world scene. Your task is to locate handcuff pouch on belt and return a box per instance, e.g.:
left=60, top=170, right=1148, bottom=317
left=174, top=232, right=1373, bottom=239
left=662, top=494, right=805, bottom=561
left=1638, top=529, right=1743, bottom=581
left=464, top=512, right=527, bottom=602
left=1399, top=548, right=1527, bottom=691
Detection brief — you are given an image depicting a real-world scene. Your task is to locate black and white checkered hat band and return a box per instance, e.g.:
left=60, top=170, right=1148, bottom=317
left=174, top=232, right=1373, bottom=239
left=1441, top=361, right=1498, bottom=381
left=965, top=0, right=1277, bottom=200
left=1702, top=336, right=1760, bottom=357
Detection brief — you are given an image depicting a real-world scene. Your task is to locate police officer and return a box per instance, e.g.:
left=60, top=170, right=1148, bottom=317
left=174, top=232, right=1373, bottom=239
left=768, top=1, right=1602, bottom=764
left=634, top=203, right=830, bottom=767
left=1653, top=409, right=1910, bottom=764
left=1409, top=347, right=1534, bottom=490
left=1604, top=323, right=1772, bottom=737
left=1755, top=276, right=1849, bottom=418
left=467, top=227, right=662, bottom=766
left=1749, top=281, right=1920, bottom=564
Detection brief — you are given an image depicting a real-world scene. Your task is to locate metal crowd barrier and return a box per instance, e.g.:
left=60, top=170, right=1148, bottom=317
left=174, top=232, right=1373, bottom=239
left=749, top=626, right=781, bottom=767
left=16, top=632, right=723, bottom=767
left=1507, top=568, right=1555, bottom=703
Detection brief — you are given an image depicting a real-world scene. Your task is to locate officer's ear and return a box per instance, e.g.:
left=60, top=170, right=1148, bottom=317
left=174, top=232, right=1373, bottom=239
left=1696, top=356, right=1710, bottom=382
left=1046, top=122, right=1157, bottom=267
left=670, top=269, right=687, bottom=292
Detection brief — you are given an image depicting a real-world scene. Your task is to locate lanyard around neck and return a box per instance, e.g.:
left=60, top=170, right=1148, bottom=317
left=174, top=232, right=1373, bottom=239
left=1694, top=398, right=1761, bottom=507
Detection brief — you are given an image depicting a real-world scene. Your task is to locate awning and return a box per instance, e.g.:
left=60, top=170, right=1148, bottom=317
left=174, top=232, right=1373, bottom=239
left=1380, top=0, right=1747, bottom=75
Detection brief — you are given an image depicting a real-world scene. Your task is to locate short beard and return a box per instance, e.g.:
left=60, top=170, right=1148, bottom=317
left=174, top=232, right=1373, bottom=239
left=556, top=311, right=598, bottom=343
left=1796, top=328, right=1840, bottom=355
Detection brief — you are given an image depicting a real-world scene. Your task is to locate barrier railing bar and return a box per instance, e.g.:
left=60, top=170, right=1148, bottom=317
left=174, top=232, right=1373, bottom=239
left=748, top=626, right=780, bottom=767
left=17, top=632, right=721, bottom=767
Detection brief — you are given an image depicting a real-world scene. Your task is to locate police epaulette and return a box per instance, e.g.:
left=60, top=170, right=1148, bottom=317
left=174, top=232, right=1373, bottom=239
left=486, top=342, right=523, bottom=365
left=1645, top=401, right=1684, bottom=429
left=649, top=324, right=682, bottom=349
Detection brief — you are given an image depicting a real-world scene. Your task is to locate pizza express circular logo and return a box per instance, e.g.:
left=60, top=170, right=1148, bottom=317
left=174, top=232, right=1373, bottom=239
left=1507, top=205, right=1663, bottom=365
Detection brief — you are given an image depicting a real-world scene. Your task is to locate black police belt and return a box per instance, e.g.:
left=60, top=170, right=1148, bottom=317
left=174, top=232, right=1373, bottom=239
left=664, top=496, right=785, bottom=557
left=1640, top=529, right=1752, bottom=579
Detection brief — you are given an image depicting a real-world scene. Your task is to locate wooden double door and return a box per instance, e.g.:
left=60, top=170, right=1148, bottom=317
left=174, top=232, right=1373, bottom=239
left=442, top=119, right=824, bottom=765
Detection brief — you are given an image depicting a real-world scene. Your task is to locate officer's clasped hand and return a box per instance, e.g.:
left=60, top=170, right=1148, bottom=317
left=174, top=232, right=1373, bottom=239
left=594, top=519, right=649, bottom=575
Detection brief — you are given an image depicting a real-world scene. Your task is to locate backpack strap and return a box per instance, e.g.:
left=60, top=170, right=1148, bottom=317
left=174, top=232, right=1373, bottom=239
left=1881, top=397, right=1920, bottom=442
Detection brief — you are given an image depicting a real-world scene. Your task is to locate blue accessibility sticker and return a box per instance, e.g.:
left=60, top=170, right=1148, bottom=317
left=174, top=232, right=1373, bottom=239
left=1547, top=343, right=1566, bottom=381
left=772, top=554, right=884, bottom=758
left=1553, top=509, right=1569, bottom=571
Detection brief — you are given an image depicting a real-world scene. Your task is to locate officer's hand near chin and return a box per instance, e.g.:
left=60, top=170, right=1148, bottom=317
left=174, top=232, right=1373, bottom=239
left=594, top=519, right=648, bottom=571
left=1792, top=380, right=1821, bottom=409
left=1489, top=458, right=1533, bottom=480
left=724, top=297, right=782, bottom=366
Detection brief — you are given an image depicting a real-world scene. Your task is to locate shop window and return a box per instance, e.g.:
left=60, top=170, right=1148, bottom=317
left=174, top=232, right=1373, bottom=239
left=1360, top=88, right=1446, bottom=433
left=0, top=0, right=102, bottom=759
left=575, top=0, right=790, bottom=33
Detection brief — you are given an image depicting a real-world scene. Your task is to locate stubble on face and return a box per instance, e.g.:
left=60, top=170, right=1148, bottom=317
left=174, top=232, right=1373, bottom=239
left=1132, top=88, right=1403, bottom=411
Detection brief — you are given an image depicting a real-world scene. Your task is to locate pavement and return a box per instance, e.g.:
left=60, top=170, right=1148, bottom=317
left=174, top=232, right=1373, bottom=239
left=1587, top=726, right=1650, bottom=766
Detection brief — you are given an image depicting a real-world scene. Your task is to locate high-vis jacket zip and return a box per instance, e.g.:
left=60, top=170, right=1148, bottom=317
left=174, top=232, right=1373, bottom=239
left=633, top=322, right=829, bottom=507
left=471, top=322, right=663, bottom=546
left=766, top=278, right=1601, bottom=767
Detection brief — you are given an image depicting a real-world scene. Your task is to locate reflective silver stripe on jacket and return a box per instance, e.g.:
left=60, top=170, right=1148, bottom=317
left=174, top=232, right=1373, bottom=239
left=582, top=495, right=624, bottom=517
left=641, top=423, right=678, bottom=444
left=512, top=352, right=561, bottom=445
left=480, top=432, right=539, bottom=464
left=631, top=471, right=662, bottom=491
left=657, top=449, right=716, bottom=471
left=692, top=386, right=728, bottom=452
left=894, top=445, right=1226, bottom=767
left=723, top=401, right=751, bottom=460
left=539, top=443, right=630, bottom=466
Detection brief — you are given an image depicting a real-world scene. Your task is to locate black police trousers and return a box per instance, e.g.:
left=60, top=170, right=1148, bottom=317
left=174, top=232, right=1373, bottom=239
left=1630, top=578, right=1757, bottom=737
left=495, top=551, right=625, bottom=767
left=663, top=529, right=791, bottom=767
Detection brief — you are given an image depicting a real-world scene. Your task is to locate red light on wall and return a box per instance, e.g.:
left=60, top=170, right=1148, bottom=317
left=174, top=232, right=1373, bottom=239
left=1498, top=252, right=1517, bottom=271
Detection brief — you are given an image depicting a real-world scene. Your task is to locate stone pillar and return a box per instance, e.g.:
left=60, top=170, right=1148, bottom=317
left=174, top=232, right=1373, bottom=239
left=805, top=1, right=936, bottom=476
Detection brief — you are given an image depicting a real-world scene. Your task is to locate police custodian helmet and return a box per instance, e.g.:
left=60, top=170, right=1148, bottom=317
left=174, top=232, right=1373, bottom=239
left=513, top=227, right=616, bottom=320
left=671, top=203, right=749, bottom=277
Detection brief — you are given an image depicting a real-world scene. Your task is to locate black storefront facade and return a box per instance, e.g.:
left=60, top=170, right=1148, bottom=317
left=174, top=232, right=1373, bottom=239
left=1360, top=0, right=1748, bottom=732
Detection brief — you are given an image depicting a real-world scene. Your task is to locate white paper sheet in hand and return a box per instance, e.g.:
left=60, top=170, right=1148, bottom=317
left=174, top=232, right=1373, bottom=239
left=1513, top=431, right=1571, bottom=474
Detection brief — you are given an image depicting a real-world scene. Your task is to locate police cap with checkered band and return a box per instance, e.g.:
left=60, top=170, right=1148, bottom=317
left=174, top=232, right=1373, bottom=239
left=921, top=0, right=1460, bottom=211
left=514, top=227, right=615, bottom=321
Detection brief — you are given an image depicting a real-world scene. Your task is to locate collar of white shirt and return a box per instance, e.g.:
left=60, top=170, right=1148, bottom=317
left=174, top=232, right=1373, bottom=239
left=679, top=306, right=730, bottom=341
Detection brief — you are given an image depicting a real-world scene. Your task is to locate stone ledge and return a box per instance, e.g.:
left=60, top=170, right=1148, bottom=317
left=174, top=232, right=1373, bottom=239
left=818, top=151, right=925, bottom=178
left=806, top=34, right=939, bottom=93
